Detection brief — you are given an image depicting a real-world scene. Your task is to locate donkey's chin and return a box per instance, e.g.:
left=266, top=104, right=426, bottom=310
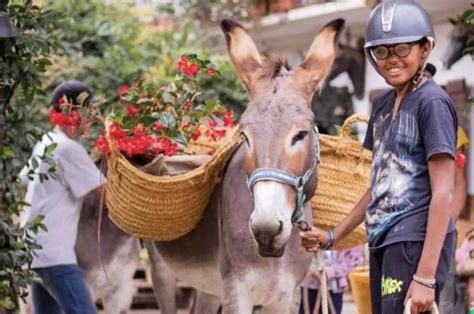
left=257, top=244, right=286, bottom=258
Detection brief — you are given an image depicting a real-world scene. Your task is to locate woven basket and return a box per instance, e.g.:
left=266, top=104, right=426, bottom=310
left=105, top=125, right=242, bottom=240
left=310, top=114, right=371, bottom=249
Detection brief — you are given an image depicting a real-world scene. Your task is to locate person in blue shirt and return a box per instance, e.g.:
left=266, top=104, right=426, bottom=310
left=300, top=1, right=457, bottom=313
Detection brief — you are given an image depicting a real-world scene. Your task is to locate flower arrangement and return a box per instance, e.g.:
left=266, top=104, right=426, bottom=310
left=93, top=54, right=236, bottom=161
left=48, top=92, right=94, bottom=134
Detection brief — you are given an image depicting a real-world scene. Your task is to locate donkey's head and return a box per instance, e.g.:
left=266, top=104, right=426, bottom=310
left=442, top=18, right=472, bottom=69
left=221, top=19, right=344, bottom=257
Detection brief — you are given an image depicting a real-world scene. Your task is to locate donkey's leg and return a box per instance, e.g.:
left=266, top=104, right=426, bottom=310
left=102, top=280, right=135, bottom=314
left=221, top=279, right=254, bottom=314
left=190, top=290, right=221, bottom=314
left=261, top=287, right=300, bottom=314
left=144, top=240, right=177, bottom=314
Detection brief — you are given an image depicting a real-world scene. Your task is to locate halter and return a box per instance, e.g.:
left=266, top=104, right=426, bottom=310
left=245, top=126, right=320, bottom=226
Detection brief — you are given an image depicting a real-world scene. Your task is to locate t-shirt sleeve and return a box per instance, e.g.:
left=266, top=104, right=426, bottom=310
left=419, top=97, right=457, bottom=161
left=363, top=111, right=375, bottom=151
left=57, top=142, right=105, bottom=199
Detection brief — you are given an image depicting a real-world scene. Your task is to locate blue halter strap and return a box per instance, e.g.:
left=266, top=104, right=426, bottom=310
left=245, top=126, right=321, bottom=225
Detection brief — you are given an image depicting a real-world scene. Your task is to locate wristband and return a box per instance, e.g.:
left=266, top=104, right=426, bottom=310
left=321, top=230, right=334, bottom=250
left=413, top=275, right=436, bottom=289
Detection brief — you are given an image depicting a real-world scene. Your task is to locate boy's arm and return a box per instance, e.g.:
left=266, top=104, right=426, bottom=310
left=300, top=188, right=370, bottom=251
left=406, top=153, right=454, bottom=312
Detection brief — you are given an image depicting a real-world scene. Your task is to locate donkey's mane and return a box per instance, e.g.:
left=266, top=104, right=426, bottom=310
left=260, top=56, right=292, bottom=80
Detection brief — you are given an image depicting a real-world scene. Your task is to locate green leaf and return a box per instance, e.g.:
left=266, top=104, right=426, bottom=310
left=160, top=112, right=176, bottom=129
left=44, top=143, right=57, bottom=155
left=30, top=157, right=39, bottom=169
left=1, top=147, right=15, bottom=158
left=173, top=133, right=187, bottom=147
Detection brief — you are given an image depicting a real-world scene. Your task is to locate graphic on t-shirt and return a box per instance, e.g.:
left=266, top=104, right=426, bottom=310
left=366, top=112, right=421, bottom=241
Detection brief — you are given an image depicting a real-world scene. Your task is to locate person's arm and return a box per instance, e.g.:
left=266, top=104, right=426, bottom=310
left=452, top=164, right=467, bottom=220
left=405, top=153, right=454, bottom=313
left=300, top=188, right=370, bottom=252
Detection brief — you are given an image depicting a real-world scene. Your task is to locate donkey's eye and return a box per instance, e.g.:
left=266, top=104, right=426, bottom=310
left=292, top=131, right=308, bottom=145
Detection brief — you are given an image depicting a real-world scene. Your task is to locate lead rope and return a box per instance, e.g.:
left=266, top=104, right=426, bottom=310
left=98, top=157, right=110, bottom=284
left=317, top=250, right=329, bottom=314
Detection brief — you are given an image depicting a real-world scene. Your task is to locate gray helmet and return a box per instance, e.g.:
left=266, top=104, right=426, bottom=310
left=365, top=0, right=434, bottom=49
left=364, top=0, right=435, bottom=73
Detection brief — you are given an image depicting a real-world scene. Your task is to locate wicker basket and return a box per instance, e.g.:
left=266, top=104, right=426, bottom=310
left=105, top=125, right=242, bottom=240
left=310, top=114, right=371, bottom=249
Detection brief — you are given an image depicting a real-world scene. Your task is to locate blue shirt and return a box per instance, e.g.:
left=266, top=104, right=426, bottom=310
left=363, top=79, right=457, bottom=248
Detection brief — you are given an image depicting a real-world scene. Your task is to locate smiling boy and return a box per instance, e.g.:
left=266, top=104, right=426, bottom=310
left=300, top=1, right=457, bottom=314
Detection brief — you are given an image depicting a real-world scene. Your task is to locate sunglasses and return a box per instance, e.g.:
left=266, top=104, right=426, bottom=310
left=371, top=42, right=419, bottom=60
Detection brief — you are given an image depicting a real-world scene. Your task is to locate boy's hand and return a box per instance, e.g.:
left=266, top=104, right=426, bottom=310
left=299, top=227, right=328, bottom=252
left=404, top=281, right=435, bottom=314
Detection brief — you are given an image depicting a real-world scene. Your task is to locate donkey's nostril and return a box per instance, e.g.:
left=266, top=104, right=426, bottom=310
left=277, top=221, right=283, bottom=236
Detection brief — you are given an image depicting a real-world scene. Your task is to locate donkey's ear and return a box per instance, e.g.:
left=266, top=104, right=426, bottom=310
left=221, top=19, right=262, bottom=93
left=448, top=17, right=458, bottom=25
left=294, top=19, right=345, bottom=101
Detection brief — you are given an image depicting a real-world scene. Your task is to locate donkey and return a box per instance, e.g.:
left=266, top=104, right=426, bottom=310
left=75, top=159, right=141, bottom=314
left=442, top=18, right=474, bottom=69
left=145, top=18, right=344, bottom=313
left=326, top=38, right=366, bottom=100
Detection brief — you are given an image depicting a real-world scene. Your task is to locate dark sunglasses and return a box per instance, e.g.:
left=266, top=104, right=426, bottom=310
left=371, top=41, right=420, bottom=60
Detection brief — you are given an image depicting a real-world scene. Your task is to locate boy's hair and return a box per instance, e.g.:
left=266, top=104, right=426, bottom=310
left=51, top=80, right=93, bottom=111
left=364, top=0, right=435, bottom=72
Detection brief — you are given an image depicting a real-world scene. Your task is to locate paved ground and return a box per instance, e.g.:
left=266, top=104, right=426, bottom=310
left=124, top=301, right=358, bottom=314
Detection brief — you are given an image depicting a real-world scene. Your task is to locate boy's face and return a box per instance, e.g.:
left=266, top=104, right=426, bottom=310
left=373, top=41, right=430, bottom=88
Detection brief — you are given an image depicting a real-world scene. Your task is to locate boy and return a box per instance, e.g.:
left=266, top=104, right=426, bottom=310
left=300, top=1, right=457, bottom=314
left=20, top=80, right=104, bottom=314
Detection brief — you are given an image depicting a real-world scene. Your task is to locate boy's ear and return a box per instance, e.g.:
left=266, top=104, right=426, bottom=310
left=420, top=42, right=431, bottom=59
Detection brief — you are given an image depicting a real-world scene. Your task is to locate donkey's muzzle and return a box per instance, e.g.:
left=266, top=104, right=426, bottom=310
left=250, top=220, right=285, bottom=257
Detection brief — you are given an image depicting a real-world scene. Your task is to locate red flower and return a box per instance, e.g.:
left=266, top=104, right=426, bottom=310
left=164, top=142, right=178, bottom=156
left=182, top=122, right=191, bottom=130
left=183, top=102, right=191, bottom=112
left=223, top=111, right=236, bottom=127
left=177, top=56, right=188, bottom=71
left=152, top=122, right=167, bottom=132
left=206, top=68, right=216, bottom=77
left=208, top=119, right=217, bottom=128
left=119, top=85, right=129, bottom=97
left=455, top=152, right=467, bottom=168
left=94, top=133, right=110, bottom=154
left=188, top=63, right=199, bottom=76
left=57, top=97, right=66, bottom=108
left=109, top=122, right=126, bottom=140
left=48, top=108, right=82, bottom=129
left=127, top=104, right=138, bottom=118
left=132, top=123, right=147, bottom=137
left=191, top=129, right=202, bottom=141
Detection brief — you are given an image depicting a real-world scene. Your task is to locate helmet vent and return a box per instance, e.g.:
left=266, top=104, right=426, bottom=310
left=381, top=0, right=397, bottom=33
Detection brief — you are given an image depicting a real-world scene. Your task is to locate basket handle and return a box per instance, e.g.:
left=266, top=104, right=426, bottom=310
left=341, top=114, right=369, bottom=138
left=404, top=299, right=439, bottom=314
left=104, top=118, right=120, bottom=155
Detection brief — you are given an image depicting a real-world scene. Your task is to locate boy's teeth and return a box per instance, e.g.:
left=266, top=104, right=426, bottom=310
left=389, top=68, right=402, bottom=73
